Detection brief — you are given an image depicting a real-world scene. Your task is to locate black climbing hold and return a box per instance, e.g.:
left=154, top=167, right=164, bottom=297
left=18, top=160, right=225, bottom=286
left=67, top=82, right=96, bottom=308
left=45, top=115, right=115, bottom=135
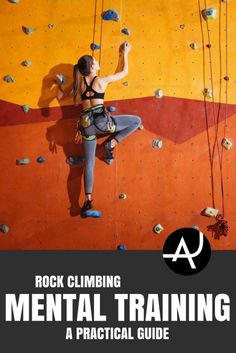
left=206, top=44, right=212, bottom=48
left=121, top=28, right=130, bottom=35
left=224, top=76, right=229, bottom=81
left=102, top=9, right=120, bottom=22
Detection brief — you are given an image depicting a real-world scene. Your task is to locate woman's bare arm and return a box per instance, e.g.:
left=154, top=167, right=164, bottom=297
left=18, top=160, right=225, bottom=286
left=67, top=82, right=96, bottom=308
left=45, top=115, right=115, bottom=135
left=102, top=42, right=131, bottom=84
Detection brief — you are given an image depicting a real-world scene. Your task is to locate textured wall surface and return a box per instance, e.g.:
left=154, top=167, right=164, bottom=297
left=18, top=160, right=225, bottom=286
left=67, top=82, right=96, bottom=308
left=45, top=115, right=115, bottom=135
left=0, top=0, right=235, bottom=249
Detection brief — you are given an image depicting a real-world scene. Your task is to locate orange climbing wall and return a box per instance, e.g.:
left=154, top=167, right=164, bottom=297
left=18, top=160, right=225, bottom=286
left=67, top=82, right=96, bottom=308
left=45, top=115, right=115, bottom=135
left=0, top=0, right=236, bottom=250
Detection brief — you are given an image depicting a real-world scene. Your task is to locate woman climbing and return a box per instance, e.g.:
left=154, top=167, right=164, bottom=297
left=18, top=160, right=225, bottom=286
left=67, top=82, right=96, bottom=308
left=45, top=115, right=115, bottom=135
left=56, top=41, right=142, bottom=217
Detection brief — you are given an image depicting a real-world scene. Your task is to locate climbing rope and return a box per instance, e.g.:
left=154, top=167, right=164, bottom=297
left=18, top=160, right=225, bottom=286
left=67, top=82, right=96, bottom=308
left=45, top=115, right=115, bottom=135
left=199, top=0, right=229, bottom=237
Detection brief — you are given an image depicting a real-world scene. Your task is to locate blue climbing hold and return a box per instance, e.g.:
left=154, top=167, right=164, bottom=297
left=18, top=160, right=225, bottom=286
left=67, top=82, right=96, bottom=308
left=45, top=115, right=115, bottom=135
left=117, top=245, right=126, bottom=251
left=83, top=210, right=101, bottom=218
left=102, top=9, right=120, bottom=22
left=107, top=106, right=116, bottom=112
left=121, top=28, right=130, bottom=35
left=66, top=156, right=85, bottom=165
left=22, top=26, right=37, bottom=35
left=90, top=43, right=101, bottom=51
left=37, top=156, right=46, bottom=163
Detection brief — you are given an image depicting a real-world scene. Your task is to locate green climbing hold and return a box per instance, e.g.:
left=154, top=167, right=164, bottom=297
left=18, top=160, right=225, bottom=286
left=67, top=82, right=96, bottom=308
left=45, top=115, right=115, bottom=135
left=4, top=75, right=15, bottom=83
left=9, top=0, right=20, bottom=3
left=0, top=224, right=10, bottom=234
left=16, top=158, right=30, bottom=165
left=22, top=26, right=37, bottom=35
left=22, top=60, right=32, bottom=67
left=21, top=105, right=30, bottom=113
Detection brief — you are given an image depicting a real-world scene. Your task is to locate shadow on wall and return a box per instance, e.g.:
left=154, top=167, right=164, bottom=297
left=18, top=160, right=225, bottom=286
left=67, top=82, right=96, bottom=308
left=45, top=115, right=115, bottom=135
left=42, top=64, right=106, bottom=217
left=38, top=63, right=75, bottom=117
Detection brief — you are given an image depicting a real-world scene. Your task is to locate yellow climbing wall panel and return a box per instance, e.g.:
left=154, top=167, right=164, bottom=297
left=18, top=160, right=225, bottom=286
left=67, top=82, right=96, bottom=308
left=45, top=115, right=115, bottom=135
left=1, top=0, right=235, bottom=108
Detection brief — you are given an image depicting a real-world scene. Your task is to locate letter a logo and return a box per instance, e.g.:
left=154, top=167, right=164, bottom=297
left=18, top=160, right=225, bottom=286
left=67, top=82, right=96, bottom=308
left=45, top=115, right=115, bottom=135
left=163, top=228, right=211, bottom=275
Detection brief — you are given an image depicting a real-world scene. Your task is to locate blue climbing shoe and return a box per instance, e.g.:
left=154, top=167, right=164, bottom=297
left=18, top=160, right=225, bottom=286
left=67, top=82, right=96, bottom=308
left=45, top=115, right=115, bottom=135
left=82, top=210, right=102, bottom=218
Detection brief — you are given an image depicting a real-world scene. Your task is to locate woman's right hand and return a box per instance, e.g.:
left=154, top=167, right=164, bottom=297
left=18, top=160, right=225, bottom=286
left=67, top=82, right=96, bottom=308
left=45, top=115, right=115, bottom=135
left=119, top=41, right=131, bottom=54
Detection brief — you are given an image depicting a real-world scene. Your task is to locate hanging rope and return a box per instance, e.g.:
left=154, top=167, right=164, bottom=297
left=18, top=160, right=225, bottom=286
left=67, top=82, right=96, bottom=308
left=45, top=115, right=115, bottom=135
left=199, top=0, right=229, bottom=238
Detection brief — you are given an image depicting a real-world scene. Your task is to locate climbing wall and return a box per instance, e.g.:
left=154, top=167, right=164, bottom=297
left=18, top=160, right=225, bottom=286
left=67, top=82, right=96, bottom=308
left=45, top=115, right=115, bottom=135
left=0, top=0, right=236, bottom=250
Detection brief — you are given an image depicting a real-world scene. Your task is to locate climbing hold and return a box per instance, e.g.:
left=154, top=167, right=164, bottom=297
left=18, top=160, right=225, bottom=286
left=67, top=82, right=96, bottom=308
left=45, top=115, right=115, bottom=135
left=202, top=8, right=217, bottom=20
left=117, top=245, right=126, bottom=251
left=203, top=88, right=213, bottom=99
left=55, top=74, right=67, bottom=84
left=66, top=156, right=85, bottom=165
left=155, top=89, right=163, bottom=98
left=0, top=224, right=10, bottom=234
left=102, top=9, right=120, bottom=22
left=37, top=156, right=46, bottom=163
left=190, top=43, right=197, bottom=50
left=22, top=26, right=37, bottom=35
left=224, top=76, right=229, bottom=81
left=122, top=81, right=128, bottom=86
left=206, top=44, right=212, bottom=49
left=104, top=158, right=113, bottom=165
left=203, top=207, right=219, bottom=218
left=90, top=43, right=101, bottom=51
left=22, top=60, right=32, bottom=67
left=192, top=225, right=200, bottom=230
left=121, top=28, right=130, bottom=35
left=119, top=193, right=127, bottom=199
left=21, top=105, right=30, bottom=113
left=138, top=124, right=144, bottom=130
left=4, top=75, right=15, bottom=83
left=107, top=106, right=116, bottom=112
left=16, top=157, right=30, bottom=165
left=180, top=24, right=186, bottom=29
left=48, top=23, right=54, bottom=29
left=152, top=140, right=163, bottom=149
left=222, top=137, right=233, bottom=150
left=153, top=224, right=164, bottom=234
left=9, top=0, right=20, bottom=3
left=82, top=210, right=101, bottom=218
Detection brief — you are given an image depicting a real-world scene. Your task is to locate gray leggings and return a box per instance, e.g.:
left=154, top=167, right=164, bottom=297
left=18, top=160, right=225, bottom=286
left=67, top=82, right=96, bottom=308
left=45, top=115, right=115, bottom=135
left=82, top=114, right=141, bottom=195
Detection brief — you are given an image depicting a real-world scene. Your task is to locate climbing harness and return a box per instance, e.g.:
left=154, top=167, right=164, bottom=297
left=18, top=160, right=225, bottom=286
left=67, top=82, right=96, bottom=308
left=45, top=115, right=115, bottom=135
left=76, top=104, right=116, bottom=142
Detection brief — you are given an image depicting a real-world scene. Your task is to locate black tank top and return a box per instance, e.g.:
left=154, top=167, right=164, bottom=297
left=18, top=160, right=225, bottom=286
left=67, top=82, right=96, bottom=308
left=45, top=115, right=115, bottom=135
left=81, top=76, right=105, bottom=101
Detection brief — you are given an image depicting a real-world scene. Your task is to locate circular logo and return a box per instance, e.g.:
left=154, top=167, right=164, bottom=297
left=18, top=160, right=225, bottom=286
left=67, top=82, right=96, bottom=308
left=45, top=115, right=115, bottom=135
left=163, top=228, right=211, bottom=275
